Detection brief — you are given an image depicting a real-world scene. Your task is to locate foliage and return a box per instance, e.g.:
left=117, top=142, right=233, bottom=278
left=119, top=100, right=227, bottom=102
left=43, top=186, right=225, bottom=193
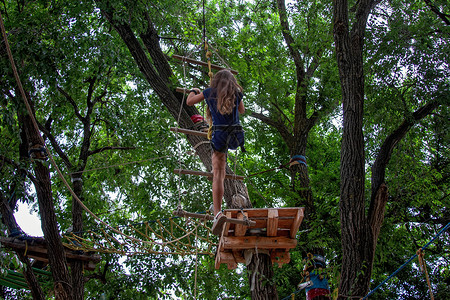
left=0, top=0, right=448, bottom=299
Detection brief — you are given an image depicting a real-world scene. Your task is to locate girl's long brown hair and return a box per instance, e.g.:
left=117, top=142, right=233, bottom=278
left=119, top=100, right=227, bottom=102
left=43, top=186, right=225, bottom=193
left=210, top=69, right=243, bottom=115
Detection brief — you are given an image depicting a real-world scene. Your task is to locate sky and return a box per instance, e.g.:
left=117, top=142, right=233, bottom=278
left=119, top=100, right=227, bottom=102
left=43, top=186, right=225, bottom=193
left=14, top=202, right=44, bottom=236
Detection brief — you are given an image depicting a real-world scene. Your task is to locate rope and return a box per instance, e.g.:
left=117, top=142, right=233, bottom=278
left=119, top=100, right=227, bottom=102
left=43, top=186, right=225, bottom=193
left=63, top=216, right=216, bottom=256
left=417, top=249, right=434, bottom=300
left=194, top=226, right=198, bottom=299
left=280, top=281, right=313, bottom=300
left=361, top=222, right=450, bottom=299
left=69, top=155, right=173, bottom=175
left=247, top=161, right=290, bottom=177
left=0, top=11, right=211, bottom=255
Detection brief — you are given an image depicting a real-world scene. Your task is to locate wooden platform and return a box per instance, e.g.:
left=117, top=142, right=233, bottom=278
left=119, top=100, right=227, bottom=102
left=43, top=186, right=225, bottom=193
left=0, top=236, right=101, bottom=271
left=170, top=127, right=208, bottom=138
left=215, top=207, right=304, bottom=270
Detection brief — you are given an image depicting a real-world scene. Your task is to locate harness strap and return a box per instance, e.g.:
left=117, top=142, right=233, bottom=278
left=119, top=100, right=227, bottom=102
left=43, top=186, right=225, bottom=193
left=211, top=125, right=246, bottom=153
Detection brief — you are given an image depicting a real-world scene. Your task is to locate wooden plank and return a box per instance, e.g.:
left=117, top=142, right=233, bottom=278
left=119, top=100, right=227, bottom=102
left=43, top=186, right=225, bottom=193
left=173, top=209, right=214, bottom=221
left=235, top=212, right=248, bottom=237
left=215, top=251, right=237, bottom=270
left=27, top=255, right=98, bottom=271
left=215, top=250, right=222, bottom=269
left=173, top=209, right=255, bottom=226
left=223, top=207, right=305, bottom=219
left=267, top=209, right=279, bottom=237
left=173, top=169, right=245, bottom=181
left=170, top=127, right=208, bottom=138
left=276, top=207, right=304, bottom=217
left=223, top=211, right=233, bottom=237
left=289, top=208, right=304, bottom=239
left=176, top=87, right=189, bottom=94
left=232, top=250, right=245, bottom=263
left=172, top=54, right=238, bottom=75
left=0, top=238, right=100, bottom=263
left=222, top=236, right=297, bottom=250
left=270, top=250, right=290, bottom=267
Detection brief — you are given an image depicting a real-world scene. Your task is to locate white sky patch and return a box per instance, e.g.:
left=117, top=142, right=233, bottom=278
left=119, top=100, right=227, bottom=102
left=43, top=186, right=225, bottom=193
left=14, top=201, right=44, bottom=237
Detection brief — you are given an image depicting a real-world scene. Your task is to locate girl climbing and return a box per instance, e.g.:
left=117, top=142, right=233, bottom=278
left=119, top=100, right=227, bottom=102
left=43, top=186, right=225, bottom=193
left=186, top=69, right=245, bottom=235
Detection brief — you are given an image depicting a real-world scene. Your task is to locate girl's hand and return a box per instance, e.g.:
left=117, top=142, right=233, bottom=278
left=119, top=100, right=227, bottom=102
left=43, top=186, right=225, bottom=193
left=186, top=88, right=205, bottom=106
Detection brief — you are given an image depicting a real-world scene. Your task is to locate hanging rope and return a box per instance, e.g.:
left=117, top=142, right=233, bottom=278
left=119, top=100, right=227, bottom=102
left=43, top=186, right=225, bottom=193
left=417, top=249, right=435, bottom=300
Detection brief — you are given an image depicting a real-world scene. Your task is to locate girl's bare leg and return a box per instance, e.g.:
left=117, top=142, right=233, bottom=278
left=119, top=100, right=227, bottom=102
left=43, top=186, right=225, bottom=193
left=212, top=151, right=226, bottom=215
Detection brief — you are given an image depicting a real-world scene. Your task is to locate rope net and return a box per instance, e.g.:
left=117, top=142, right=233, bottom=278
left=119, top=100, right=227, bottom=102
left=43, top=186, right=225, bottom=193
left=62, top=216, right=216, bottom=257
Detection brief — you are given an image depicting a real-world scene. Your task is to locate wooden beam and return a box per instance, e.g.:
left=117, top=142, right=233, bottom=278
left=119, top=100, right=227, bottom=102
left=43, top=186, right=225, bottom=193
left=170, top=127, right=208, bottom=138
left=223, top=211, right=233, bottom=237
left=215, top=251, right=237, bottom=270
left=271, top=250, right=290, bottom=267
left=289, top=208, right=304, bottom=239
left=222, top=236, right=297, bottom=250
left=267, top=209, right=279, bottom=237
left=0, top=237, right=100, bottom=263
left=173, top=208, right=255, bottom=226
left=173, top=169, right=245, bottom=180
left=172, top=54, right=238, bottom=75
left=234, top=212, right=248, bottom=237
left=173, top=209, right=214, bottom=221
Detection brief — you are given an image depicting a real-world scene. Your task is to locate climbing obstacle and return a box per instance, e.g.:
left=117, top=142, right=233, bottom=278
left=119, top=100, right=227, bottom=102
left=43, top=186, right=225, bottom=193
left=215, top=207, right=304, bottom=269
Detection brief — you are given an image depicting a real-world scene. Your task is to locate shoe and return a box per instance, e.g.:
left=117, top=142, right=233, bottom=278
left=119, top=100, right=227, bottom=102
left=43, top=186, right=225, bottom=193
left=212, top=212, right=227, bottom=236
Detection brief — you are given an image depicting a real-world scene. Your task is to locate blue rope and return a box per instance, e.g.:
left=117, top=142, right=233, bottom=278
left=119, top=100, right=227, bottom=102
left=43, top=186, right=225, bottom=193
left=290, top=155, right=307, bottom=167
left=280, top=287, right=303, bottom=300
left=362, top=222, right=450, bottom=299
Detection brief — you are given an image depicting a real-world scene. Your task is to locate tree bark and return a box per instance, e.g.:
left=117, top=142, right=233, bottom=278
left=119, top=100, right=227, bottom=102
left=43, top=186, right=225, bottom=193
left=71, top=176, right=84, bottom=300
left=96, top=1, right=248, bottom=207
left=246, top=252, right=278, bottom=300
left=19, top=96, right=73, bottom=299
left=333, top=0, right=377, bottom=298
left=0, top=192, right=45, bottom=300
left=93, top=2, right=279, bottom=298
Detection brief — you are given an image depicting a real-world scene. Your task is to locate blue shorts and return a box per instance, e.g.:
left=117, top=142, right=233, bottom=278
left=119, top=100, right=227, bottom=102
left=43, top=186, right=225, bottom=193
left=211, top=125, right=245, bottom=153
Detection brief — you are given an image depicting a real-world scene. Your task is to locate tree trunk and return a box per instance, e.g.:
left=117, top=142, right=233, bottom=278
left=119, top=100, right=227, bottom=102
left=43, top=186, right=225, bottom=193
left=19, top=98, right=73, bottom=299
left=71, top=176, right=84, bottom=300
left=94, top=2, right=278, bottom=298
left=246, top=252, right=278, bottom=300
left=333, top=0, right=377, bottom=298
left=0, top=192, right=45, bottom=300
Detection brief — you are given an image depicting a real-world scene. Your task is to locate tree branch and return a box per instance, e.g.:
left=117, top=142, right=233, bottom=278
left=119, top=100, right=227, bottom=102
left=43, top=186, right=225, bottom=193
left=269, top=100, right=293, bottom=128
left=250, top=111, right=293, bottom=148
left=370, top=101, right=440, bottom=203
left=276, top=0, right=305, bottom=85
left=37, top=121, right=73, bottom=170
left=0, top=155, right=37, bottom=184
left=57, top=86, right=84, bottom=122
left=424, top=0, right=450, bottom=25
left=85, top=76, right=97, bottom=108
left=141, top=11, right=173, bottom=83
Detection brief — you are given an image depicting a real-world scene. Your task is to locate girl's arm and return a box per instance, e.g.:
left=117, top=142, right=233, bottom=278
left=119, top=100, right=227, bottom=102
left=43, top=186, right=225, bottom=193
left=186, top=88, right=204, bottom=106
left=238, top=99, right=245, bottom=114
